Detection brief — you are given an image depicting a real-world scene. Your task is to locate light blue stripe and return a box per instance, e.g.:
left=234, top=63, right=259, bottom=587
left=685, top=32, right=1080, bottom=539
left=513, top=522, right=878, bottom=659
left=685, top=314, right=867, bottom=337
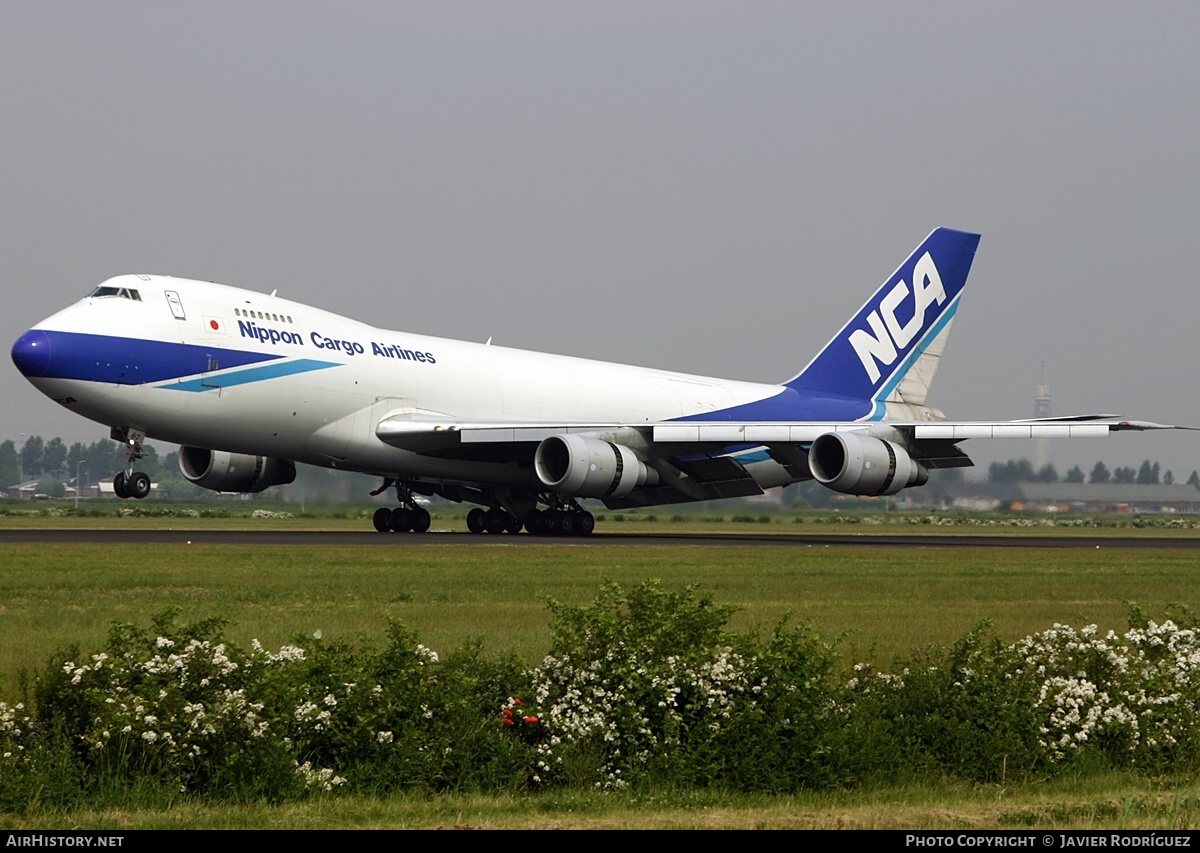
left=726, top=448, right=771, bottom=465
left=868, top=296, right=961, bottom=420
left=158, top=358, right=340, bottom=392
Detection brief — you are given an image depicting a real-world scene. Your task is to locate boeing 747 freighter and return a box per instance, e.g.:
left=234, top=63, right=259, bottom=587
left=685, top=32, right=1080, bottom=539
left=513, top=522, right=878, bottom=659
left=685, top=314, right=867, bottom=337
left=11, top=228, right=1180, bottom=535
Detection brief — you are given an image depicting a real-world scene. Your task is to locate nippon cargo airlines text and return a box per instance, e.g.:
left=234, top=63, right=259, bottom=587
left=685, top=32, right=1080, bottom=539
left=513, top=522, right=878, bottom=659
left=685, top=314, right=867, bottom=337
left=236, top=320, right=437, bottom=363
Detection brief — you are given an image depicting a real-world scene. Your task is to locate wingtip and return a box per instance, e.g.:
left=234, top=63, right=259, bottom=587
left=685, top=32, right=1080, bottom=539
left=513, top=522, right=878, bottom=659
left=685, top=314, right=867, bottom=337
left=1111, top=420, right=1193, bottom=431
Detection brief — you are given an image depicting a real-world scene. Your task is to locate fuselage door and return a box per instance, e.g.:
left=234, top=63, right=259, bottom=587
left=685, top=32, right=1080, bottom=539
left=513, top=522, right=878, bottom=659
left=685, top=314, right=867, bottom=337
left=200, top=353, right=222, bottom=388
left=164, top=290, right=186, bottom=320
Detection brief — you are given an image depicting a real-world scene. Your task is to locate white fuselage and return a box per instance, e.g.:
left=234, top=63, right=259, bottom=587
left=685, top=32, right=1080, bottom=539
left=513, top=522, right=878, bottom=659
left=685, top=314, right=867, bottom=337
left=27, top=275, right=785, bottom=488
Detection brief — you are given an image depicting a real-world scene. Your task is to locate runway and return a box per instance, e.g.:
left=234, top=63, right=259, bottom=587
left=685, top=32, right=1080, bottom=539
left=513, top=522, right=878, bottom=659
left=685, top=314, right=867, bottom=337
left=2, top=528, right=1198, bottom=549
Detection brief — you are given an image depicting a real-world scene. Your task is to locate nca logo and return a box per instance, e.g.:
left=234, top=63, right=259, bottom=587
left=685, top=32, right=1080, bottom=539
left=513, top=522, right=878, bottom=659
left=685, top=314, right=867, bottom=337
left=848, top=251, right=945, bottom=383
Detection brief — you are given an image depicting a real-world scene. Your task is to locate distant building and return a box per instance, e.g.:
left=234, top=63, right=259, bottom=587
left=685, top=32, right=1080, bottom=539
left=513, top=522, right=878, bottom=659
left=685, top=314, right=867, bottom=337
left=1012, top=482, right=1200, bottom=514
left=1034, top=372, right=1052, bottom=471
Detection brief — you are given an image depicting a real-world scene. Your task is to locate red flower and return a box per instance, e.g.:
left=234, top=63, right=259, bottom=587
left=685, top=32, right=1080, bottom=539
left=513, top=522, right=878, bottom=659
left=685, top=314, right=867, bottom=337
left=523, top=715, right=539, bottom=725
left=503, top=718, right=514, bottom=726
left=514, top=698, right=522, bottom=705
left=502, top=709, right=514, bottom=719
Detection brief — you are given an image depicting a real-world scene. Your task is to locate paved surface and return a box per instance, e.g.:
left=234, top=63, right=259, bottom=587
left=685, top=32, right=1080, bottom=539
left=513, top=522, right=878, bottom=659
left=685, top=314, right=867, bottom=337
left=2, top=528, right=1198, bottom=548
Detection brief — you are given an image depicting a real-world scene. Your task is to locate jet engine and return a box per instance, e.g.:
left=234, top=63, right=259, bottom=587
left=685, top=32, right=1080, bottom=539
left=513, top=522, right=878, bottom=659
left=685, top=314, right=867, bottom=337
left=178, top=446, right=297, bottom=493
left=807, top=432, right=928, bottom=496
left=534, top=434, right=658, bottom=498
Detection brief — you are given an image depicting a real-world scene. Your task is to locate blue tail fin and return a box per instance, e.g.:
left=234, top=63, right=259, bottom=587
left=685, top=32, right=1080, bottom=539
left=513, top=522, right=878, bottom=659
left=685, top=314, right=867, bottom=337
left=787, top=227, right=980, bottom=409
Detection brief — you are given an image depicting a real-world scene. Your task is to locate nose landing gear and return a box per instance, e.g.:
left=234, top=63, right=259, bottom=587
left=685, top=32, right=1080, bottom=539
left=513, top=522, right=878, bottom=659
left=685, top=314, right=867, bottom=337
left=111, top=428, right=151, bottom=500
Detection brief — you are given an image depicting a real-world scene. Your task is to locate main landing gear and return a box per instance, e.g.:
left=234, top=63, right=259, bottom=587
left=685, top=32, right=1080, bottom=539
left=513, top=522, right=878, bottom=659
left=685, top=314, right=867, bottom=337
left=111, top=428, right=151, bottom=500
left=464, top=495, right=595, bottom=537
left=367, top=481, right=596, bottom=537
left=465, top=507, right=524, bottom=534
left=524, top=506, right=596, bottom=537
left=370, top=480, right=432, bottom=534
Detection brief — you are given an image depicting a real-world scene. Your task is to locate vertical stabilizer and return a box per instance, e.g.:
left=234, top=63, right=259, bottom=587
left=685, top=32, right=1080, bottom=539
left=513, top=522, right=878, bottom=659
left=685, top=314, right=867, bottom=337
left=786, top=227, right=980, bottom=409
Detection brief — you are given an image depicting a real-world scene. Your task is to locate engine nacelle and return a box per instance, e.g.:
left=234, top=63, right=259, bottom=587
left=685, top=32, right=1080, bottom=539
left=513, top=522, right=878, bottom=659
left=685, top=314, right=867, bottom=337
left=179, top=446, right=297, bottom=493
left=807, top=432, right=928, bottom=496
left=534, top=434, right=658, bottom=498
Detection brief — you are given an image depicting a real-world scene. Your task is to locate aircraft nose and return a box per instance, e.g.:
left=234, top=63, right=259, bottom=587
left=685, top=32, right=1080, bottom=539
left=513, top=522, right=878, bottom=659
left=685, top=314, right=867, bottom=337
left=11, top=329, right=51, bottom=377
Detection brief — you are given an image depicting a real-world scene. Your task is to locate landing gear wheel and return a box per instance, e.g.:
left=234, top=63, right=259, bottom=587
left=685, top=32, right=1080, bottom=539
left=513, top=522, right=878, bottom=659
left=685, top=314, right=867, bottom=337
left=373, top=507, right=393, bottom=533
left=389, top=507, right=412, bottom=532
left=112, top=428, right=148, bottom=500
left=410, top=507, right=431, bottom=533
left=559, top=512, right=577, bottom=535
left=524, top=508, right=544, bottom=535
left=484, top=508, right=508, bottom=534
left=467, top=507, right=486, bottom=534
left=129, top=472, right=151, bottom=500
left=576, top=511, right=595, bottom=536
left=542, top=511, right=560, bottom=534
left=505, top=514, right=523, bottom=534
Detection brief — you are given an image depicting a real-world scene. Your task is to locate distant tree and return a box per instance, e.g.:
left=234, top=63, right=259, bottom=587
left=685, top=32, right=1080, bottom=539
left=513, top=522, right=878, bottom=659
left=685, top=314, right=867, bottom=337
left=989, top=458, right=1036, bottom=483
left=81, top=439, right=125, bottom=486
left=67, top=442, right=87, bottom=488
left=41, top=436, right=127, bottom=491
left=139, top=445, right=163, bottom=479
left=20, top=435, right=44, bottom=479
left=1089, top=461, right=1111, bottom=484
left=1065, top=465, right=1085, bottom=483
left=1164, top=470, right=1175, bottom=485
left=1189, top=470, right=1200, bottom=489
left=1036, top=463, right=1058, bottom=483
left=787, top=480, right=833, bottom=508
left=919, top=467, right=965, bottom=505
left=42, top=437, right=67, bottom=478
left=34, top=478, right=65, bottom=498
left=1113, top=466, right=1137, bottom=484
left=1136, top=460, right=1161, bottom=485
left=0, top=440, right=18, bottom=488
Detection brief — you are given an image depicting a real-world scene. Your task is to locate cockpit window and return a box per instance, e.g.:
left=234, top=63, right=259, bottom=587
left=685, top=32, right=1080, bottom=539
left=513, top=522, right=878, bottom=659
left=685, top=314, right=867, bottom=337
left=88, top=286, right=142, bottom=301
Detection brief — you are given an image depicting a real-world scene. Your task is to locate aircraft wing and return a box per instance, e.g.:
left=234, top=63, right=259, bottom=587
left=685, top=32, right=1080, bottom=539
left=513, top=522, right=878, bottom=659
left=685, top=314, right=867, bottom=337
left=377, top=413, right=1181, bottom=449
left=376, top=414, right=1185, bottom=508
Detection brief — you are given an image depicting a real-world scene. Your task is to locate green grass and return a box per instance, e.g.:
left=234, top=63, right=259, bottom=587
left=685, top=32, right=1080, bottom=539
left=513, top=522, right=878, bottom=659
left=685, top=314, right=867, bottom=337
left=4, top=499, right=1200, bottom=537
left=3, top=519, right=1200, bottom=828
left=2, top=540, right=1198, bottom=700
left=4, top=776, right=1200, bottom=829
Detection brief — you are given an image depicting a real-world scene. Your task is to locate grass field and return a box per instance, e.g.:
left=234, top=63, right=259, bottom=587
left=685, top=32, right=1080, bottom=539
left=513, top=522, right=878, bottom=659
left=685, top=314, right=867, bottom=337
left=3, top=540, right=1198, bottom=693
left=6, top=776, right=1200, bottom=830
left=5, top=499, right=1200, bottom=537
left=2, top=513, right=1199, bottom=829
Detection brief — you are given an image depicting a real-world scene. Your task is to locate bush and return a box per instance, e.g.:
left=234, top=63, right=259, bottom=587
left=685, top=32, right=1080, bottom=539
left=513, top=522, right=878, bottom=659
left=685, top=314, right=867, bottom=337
left=7, top=588, right=1200, bottom=808
left=522, top=580, right=841, bottom=790
left=840, top=623, right=1043, bottom=783
left=14, top=609, right=532, bottom=806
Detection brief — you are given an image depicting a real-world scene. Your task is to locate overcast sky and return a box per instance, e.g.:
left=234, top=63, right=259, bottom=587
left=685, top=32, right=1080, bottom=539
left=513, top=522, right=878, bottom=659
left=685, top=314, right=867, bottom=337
left=3, top=1, right=1197, bottom=480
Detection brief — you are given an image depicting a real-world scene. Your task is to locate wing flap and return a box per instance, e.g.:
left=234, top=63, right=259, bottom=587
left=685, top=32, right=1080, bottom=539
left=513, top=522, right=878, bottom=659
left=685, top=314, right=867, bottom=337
left=651, top=423, right=872, bottom=443
left=914, top=423, right=1110, bottom=439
